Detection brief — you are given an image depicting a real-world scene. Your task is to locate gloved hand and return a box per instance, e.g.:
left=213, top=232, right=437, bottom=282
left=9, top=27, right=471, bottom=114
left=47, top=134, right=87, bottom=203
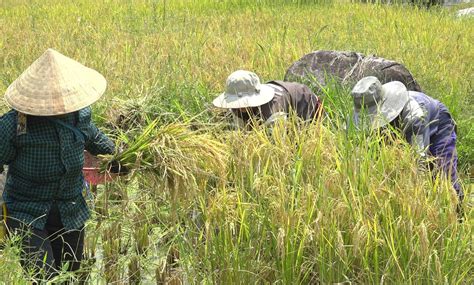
left=107, top=160, right=130, bottom=175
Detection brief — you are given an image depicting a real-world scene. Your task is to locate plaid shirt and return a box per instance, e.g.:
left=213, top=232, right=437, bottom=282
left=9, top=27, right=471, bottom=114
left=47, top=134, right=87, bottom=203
left=0, top=107, right=114, bottom=230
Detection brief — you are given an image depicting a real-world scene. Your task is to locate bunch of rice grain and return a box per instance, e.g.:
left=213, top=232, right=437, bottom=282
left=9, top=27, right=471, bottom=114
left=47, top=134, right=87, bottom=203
left=103, top=119, right=228, bottom=190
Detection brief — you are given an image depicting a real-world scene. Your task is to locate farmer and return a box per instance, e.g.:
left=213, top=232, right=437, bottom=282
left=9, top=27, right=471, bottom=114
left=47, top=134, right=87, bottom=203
left=212, top=70, right=323, bottom=129
left=350, top=76, right=462, bottom=202
left=0, top=48, right=117, bottom=281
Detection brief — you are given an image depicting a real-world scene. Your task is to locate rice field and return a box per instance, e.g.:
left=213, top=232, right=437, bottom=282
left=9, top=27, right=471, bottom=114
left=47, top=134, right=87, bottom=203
left=0, top=0, right=473, bottom=284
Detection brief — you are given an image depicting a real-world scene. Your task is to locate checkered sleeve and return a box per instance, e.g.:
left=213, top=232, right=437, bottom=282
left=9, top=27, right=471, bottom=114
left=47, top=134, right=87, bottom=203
left=85, top=123, right=115, bottom=156
left=0, top=110, right=17, bottom=169
left=78, top=108, right=115, bottom=156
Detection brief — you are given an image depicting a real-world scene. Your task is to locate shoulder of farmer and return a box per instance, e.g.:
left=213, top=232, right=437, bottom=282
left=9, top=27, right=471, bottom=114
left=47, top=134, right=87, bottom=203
left=75, top=107, right=94, bottom=140
left=78, top=107, right=115, bottom=155
left=77, top=107, right=103, bottom=134
left=277, top=81, right=319, bottom=100
left=0, top=110, right=18, bottom=138
left=411, top=91, right=446, bottom=120
left=400, top=95, right=428, bottom=138
left=275, top=81, right=322, bottom=118
left=402, top=94, right=427, bottom=124
left=299, top=82, right=323, bottom=112
left=77, top=106, right=93, bottom=123
left=265, top=80, right=287, bottom=93
left=266, top=81, right=302, bottom=102
left=262, top=81, right=289, bottom=114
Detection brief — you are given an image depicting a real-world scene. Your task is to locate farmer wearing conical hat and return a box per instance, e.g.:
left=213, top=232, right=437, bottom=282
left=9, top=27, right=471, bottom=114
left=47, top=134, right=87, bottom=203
left=0, top=49, right=116, bottom=280
left=350, top=76, right=462, bottom=202
left=213, top=70, right=323, bottom=129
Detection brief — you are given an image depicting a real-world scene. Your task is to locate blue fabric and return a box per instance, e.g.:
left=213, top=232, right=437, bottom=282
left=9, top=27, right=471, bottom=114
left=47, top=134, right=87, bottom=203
left=401, top=92, right=461, bottom=199
left=404, top=92, right=455, bottom=146
left=428, top=120, right=462, bottom=200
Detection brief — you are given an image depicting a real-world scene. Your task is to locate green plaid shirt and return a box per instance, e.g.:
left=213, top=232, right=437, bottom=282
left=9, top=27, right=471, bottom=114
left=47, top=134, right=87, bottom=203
left=0, top=107, right=114, bottom=230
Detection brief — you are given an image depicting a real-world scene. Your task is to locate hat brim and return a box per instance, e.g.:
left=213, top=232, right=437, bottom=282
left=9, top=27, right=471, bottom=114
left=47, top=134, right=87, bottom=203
left=212, top=84, right=275, bottom=108
left=5, top=68, right=106, bottom=116
left=4, top=48, right=107, bottom=116
left=354, top=81, right=409, bottom=129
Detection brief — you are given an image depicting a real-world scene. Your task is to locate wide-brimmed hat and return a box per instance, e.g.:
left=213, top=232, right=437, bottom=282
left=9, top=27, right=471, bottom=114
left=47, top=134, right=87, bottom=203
left=212, top=70, right=275, bottom=109
left=4, top=48, right=107, bottom=116
left=351, top=76, right=409, bottom=129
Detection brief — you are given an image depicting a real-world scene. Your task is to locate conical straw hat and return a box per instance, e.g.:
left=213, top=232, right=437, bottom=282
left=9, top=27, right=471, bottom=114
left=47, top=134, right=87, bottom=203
left=4, top=48, right=107, bottom=116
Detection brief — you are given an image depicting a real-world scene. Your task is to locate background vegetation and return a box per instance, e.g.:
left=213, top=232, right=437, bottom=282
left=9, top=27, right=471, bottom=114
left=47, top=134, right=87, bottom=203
left=0, top=0, right=472, bottom=284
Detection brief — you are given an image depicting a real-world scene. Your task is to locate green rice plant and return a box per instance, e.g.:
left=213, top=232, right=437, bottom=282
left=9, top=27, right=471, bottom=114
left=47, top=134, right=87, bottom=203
left=128, top=254, right=141, bottom=285
left=0, top=0, right=472, bottom=283
left=170, top=115, right=471, bottom=284
left=0, top=236, right=29, bottom=284
left=102, top=221, right=125, bottom=283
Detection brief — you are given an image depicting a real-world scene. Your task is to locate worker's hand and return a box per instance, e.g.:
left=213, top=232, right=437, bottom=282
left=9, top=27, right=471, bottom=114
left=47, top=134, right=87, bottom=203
left=107, top=159, right=130, bottom=175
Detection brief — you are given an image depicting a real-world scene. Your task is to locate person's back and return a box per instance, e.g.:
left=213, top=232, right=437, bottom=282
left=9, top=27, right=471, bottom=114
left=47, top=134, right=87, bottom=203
left=0, top=48, right=116, bottom=281
left=2, top=107, right=114, bottom=230
left=406, top=91, right=455, bottom=143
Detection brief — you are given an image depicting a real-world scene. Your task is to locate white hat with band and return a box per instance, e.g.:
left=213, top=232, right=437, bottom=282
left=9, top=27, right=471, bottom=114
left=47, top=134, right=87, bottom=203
left=213, top=70, right=275, bottom=109
left=351, top=76, right=409, bottom=129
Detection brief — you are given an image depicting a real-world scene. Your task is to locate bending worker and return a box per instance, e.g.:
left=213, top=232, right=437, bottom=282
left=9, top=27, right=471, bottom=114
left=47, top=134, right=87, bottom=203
left=212, top=70, right=323, bottom=129
left=351, top=76, right=462, bottom=202
left=0, top=48, right=115, bottom=281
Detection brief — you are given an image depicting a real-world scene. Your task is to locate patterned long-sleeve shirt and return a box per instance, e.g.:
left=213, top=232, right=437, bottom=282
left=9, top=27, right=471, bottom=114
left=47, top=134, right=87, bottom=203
left=398, top=91, right=460, bottom=198
left=399, top=91, right=456, bottom=155
left=0, top=107, right=114, bottom=230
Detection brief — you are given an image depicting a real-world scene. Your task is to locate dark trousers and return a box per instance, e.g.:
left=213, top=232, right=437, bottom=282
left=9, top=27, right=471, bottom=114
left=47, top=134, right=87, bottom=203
left=6, top=203, right=84, bottom=282
left=429, top=131, right=462, bottom=201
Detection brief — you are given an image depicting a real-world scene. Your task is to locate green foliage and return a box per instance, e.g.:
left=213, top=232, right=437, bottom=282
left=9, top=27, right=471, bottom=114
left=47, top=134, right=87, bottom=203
left=0, top=0, right=471, bottom=165
left=0, top=0, right=473, bottom=283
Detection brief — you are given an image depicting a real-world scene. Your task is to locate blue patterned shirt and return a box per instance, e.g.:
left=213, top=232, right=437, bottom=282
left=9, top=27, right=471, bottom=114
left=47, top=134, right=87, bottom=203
left=399, top=92, right=455, bottom=155
left=0, top=107, right=114, bottom=230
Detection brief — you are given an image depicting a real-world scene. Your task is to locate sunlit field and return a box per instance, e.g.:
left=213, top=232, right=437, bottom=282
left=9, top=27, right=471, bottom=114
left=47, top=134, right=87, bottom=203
left=0, top=0, right=473, bottom=283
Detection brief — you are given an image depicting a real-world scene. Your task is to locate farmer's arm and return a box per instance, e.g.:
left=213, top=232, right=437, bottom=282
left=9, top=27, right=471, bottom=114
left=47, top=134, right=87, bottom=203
left=0, top=111, right=18, bottom=172
left=285, top=83, right=323, bottom=121
left=302, top=85, right=323, bottom=120
left=401, top=100, right=429, bottom=156
left=78, top=108, right=115, bottom=156
left=85, top=123, right=115, bottom=156
left=404, top=118, right=429, bottom=156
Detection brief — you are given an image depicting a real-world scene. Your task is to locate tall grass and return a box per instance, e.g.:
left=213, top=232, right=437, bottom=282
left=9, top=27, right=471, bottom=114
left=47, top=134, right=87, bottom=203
left=0, top=0, right=471, bottom=165
left=0, top=0, right=472, bottom=283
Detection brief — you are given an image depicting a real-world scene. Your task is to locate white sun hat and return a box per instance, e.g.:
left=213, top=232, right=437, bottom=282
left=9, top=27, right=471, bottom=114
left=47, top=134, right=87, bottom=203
left=4, top=48, right=107, bottom=116
left=212, top=70, right=275, bottom=109
left=351, top=76, right=409, bottom=129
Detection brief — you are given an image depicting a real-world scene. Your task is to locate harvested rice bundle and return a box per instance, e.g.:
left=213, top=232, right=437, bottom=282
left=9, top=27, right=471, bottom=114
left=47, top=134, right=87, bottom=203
left=102, top=119, right=228, bottom=190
